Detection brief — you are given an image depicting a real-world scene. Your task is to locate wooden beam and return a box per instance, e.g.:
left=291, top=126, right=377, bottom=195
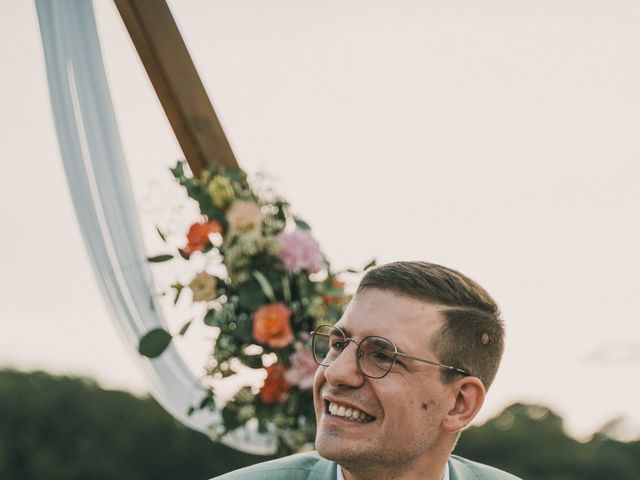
left=113, top=0, right=238, bottom=176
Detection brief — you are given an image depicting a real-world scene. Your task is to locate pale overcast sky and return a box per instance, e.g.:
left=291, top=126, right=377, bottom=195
left=1, top=0, right=639, bottom=440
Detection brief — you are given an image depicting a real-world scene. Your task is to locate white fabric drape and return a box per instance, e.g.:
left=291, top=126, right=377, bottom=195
left=35, top=0, right=275, bottom=455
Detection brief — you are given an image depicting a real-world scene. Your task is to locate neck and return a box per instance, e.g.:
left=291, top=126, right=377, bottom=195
left=340, top=447, right=450, bottom=480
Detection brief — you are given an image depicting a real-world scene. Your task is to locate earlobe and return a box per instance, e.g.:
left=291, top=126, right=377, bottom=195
left=441, top=378, right=486, bottom=433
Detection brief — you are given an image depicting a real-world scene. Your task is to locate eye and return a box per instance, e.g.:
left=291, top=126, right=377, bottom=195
left=370, top=349, right=395, bottom=365
left=329, top=338, right=346, bottom=351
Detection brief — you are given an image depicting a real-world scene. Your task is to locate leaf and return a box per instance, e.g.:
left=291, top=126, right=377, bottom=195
left=363, top=258, right=377, bottom=270
left=294, top=218, right=311, bottom=230
left=147, top=254, right=174, bottom=263
left=170, top=283, right=184, bottom=305
left=252, top=270, right=276, bottom=302
left=231, top=315, right=253, bottom=343
left=237, top=284, right=265, bottom=310
left=170, top=161, right=185, bottom=179
left=322, top=283, right=344, bottom=296
left=282, top=275, right=291, bottom=304
left=203, top=309, right=217, bottom=326
left=178, top=249, right=190, bottom=260
left=240, top=354, right=263, bottom=369
left=155, top=227, right=167, bottom=242
left=296, top=275, right=310, bottom=298
left=138, top=328, right=172, bottom=358
left=178, top=320, right=192, bottom=336
left=199, top=392, right=215, bottom=410
left=225, top=169, right=246, bottom=183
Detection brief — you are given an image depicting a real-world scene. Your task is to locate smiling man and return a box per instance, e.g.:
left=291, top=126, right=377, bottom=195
left=213, top=261, right=521, bottom=480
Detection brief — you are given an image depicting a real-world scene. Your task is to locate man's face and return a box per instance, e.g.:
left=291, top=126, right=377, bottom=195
left=313, top=288, right=455, bottom=471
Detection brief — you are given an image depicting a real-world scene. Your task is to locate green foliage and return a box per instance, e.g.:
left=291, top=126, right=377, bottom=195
left=0, top=369, right=270, bottom=480
left=4, top=369, right=638, bottom=479
left=455, top=403, right=640, bottom=480
left=146, top=254, right=174, bottom=263
left=138, top=328, right=172, bottom=358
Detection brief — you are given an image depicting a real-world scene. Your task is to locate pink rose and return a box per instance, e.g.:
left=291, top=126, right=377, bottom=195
left=276, top=229, right=324, bottom=273
left=284, top=349, right=319, bottom=390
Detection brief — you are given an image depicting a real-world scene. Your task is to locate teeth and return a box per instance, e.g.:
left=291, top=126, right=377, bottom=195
left=327, top=401, right=373, bottom=422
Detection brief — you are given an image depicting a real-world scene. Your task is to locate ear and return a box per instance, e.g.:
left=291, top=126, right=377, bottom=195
left=441, top=377, right=486, bottom=433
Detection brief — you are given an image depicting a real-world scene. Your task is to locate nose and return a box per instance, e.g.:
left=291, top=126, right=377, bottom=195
left=323, top=340, right=365, bottom=388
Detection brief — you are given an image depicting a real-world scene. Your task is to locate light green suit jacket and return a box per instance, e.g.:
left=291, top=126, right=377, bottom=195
left=212, top=451, right=522, bottom=480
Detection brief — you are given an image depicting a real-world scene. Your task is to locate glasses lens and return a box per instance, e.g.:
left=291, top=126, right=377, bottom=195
left=312, top=325, right=345, bottom=366
left=359, top=336, right=397, bottom=378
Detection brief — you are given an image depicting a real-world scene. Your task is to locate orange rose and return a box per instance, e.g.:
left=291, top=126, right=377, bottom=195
left=252, top=303, right=293, bottom=348
left=259, top=364, right=291, bottom=404
left=184, top=220, right=222, bottom=256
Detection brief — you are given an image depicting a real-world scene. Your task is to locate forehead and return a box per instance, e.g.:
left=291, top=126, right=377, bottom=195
left=337, top=288, right=444, bottom=349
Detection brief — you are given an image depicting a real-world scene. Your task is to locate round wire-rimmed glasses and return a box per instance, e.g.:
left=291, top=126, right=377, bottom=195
left=310, top=324, right=472, bottom=379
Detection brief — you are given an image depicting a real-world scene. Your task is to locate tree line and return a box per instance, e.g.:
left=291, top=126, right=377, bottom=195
left=0, top=369, right=637, bottom=479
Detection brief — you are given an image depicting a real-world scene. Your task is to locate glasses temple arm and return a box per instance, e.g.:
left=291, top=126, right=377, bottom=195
left=395, top=352, right=472, bottom=377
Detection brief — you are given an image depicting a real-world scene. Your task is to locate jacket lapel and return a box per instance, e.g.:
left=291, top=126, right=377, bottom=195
left=448, top=456, right=479, bottom=480
left=308, top=457, right=337, bottom=480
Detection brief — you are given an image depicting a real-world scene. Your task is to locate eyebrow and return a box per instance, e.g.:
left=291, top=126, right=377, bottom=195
left=338, top=326, right=410, bottom=354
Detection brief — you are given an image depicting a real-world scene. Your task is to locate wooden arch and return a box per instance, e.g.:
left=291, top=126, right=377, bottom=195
left=114, top=0, right=238, bottom=176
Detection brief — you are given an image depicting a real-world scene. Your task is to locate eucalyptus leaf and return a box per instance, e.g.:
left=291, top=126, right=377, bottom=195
left=178, top=320, right=192, bottom=336
left=147, top=254, right=173, bottom=263
left=173, top=288, right=183, bottom=305
left=170, top=161, right=185, bottom=179
left=252, top=270, right=276, bottom=302
left=282, top=275, right=292, bottom=304
left=155, top=227, right=167, bottom=242
left=363, top=258, right=377, bottom=270
left=294, top=218, right=311, bottom=230
left=138, top=328, right=172, bottom=358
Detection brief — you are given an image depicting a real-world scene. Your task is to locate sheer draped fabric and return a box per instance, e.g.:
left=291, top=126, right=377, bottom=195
left=35, top=0, right=275, bottom=455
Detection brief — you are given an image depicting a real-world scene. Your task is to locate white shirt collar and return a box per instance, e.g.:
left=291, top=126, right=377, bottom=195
left=336, top=461, right=450, bottom=480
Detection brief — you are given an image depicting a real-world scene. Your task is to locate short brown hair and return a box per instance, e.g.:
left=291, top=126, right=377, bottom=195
left=357, top=261, right=504, bottom=389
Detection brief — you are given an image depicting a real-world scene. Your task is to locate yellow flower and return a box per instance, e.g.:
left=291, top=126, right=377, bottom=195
left=207, top=175, right=235, bottom=208
left=189, top=272, right=217, bottom=302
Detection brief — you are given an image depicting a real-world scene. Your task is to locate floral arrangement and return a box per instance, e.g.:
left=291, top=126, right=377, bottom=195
left=140, top=161, right=367, bottom=453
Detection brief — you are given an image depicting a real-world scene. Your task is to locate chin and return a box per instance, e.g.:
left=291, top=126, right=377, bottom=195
left=316, top=432, right=365, bottom=465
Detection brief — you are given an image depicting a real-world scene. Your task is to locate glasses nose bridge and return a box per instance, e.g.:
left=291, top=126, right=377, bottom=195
left=343, top=336, right=363, bottom=357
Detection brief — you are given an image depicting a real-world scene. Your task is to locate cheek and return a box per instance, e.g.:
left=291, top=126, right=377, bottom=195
left=391, top=377, right=440, bottom=415
left=312, top=367, right=326, bottom=401
left=378, top=376, right=424, bottom=415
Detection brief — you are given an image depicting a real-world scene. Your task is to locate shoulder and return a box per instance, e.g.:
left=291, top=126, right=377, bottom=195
left=449, top=455, right=523, bottom=480
left=211, top=451, right=336, bottom=480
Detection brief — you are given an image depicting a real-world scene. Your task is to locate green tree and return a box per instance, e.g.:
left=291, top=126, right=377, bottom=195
left=455, top=403, right=640, bottom=480
left=0, top=369, right=270, bottom=480
left=1, top=369, right=638, bottom=480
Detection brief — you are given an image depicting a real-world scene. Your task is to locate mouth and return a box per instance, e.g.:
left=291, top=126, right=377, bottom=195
left=324, top=400, right=376, bottom=423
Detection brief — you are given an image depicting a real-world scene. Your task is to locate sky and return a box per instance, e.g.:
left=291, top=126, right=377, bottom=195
left=1, top=0, right=640, bottom=441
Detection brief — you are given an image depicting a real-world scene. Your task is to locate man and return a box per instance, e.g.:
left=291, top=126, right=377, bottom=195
left=214, top=261, right=521, bottom=480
